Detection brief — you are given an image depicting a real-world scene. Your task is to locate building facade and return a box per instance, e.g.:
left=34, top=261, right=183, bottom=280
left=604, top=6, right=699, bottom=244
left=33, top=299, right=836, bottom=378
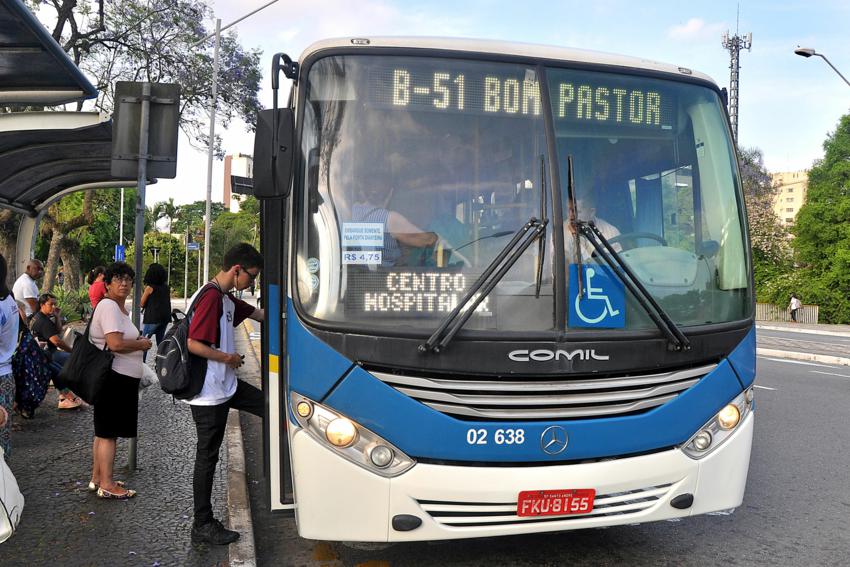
left=771, top=170, right=808, bottom=227
left=223, top=153, right=254, bottom=213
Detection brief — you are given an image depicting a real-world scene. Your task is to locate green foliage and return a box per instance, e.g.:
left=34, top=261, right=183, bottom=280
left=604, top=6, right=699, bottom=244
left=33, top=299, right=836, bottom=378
left=210, top=209, right=258, bottom=269
left=53, top=286, right=89, bottom=323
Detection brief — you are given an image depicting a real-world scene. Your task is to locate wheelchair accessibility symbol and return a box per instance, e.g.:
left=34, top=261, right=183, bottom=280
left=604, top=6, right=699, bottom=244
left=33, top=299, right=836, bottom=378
left=568, top=264, right=626, bottom=328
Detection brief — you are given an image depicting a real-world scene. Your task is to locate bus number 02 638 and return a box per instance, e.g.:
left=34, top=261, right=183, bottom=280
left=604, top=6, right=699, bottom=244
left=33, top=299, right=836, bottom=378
left=466, top=428, right=525, bottom=445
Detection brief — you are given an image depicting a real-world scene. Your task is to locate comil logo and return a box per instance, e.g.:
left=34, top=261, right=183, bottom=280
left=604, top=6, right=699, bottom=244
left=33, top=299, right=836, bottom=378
left=508, top=349, right=610, bottom=362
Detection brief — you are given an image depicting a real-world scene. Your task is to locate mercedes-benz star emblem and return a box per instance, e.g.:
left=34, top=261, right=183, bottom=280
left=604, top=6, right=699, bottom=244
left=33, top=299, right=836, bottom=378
left=540, top=425, right=569, bottom=455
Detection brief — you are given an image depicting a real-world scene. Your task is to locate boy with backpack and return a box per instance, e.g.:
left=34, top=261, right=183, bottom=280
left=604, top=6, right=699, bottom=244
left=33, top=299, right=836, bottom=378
left=184, top=244, right=265, bottom=545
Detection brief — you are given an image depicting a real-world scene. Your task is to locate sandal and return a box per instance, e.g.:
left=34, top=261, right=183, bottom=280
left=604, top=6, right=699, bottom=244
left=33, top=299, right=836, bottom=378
left=88, top=480, right=125, bottom=492
left=97, top=485, right=137, bottom=499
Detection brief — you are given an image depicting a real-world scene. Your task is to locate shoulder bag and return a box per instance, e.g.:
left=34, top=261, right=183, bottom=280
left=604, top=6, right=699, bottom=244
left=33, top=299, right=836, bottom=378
left=55, top=300, right=114, bottom=405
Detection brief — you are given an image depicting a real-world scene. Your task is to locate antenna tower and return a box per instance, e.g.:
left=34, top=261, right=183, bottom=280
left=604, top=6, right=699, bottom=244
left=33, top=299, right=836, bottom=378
left=721, top=9, right=752, bottom=143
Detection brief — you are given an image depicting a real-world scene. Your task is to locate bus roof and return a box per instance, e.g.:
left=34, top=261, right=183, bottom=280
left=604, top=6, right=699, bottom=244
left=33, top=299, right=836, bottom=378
left=298, top=36, right=718, bottom=85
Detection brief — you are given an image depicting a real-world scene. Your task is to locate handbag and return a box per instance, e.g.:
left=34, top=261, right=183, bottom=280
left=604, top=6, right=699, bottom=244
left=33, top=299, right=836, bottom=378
left=0, top=446, right=24, bottom=543
left=55, top=301, right=114, bottom=405
left=11, top=317, right=55, bottom=418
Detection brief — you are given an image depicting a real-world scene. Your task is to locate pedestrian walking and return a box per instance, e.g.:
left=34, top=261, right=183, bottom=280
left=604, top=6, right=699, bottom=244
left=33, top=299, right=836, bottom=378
left=0, top=254, right=19, bottom=458
left=789, top=294, right=802, bottom=323
left=30, top=293, right=81, bottom=409
left=87, top=266, right=107, bottom=309
left=12, top=259, right=43, bottom=318
left=140, top=263, right=171, bottom=360
left=186, top=243, right=264, bottom=545
left=87, top=262, right=152, bottom=499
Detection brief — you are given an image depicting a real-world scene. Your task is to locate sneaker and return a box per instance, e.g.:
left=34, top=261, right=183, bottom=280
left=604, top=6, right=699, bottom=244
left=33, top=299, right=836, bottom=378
left=191, top=519, right=240, bottom=545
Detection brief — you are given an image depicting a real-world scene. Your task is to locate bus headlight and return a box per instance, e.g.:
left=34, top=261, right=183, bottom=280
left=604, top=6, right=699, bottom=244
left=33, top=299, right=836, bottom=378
left=682, top=388, right=752, bottom=459
left=326, top=418, right=358, bottom=447
left=290, top=392, right=416, bottom=477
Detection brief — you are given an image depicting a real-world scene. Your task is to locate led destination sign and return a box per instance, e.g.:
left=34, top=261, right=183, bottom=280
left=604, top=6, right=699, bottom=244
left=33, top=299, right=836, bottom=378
left=369, top=66, right=675, bottom=130
left=345, top=269, right=491, bottom=317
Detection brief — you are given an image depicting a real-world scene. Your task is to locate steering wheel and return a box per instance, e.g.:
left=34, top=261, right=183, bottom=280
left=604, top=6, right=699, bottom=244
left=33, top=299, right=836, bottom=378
left=606, top=232, right=667, bottom=251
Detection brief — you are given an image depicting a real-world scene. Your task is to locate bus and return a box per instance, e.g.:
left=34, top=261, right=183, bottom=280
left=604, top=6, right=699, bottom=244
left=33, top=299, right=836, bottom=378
left=251, top=37, right=755, bottom=542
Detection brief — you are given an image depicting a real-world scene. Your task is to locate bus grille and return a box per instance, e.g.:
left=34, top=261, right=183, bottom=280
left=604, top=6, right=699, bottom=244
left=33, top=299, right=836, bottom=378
left=371, top=364, right=715, bottom=420
left=417, top=483, right=674, bottom=528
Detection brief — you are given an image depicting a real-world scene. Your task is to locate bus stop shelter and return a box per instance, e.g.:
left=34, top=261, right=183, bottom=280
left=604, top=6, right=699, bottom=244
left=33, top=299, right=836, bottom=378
left=0, top=0, right=137, bottom=275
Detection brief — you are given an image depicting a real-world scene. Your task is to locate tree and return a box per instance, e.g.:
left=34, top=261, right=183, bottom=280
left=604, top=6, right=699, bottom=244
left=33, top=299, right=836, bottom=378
left=39, top=192, right=95, bottom=291
left=153, top=198, right=180, bottom=284
left=739, top=147, right=791, bottom=267
left=17, top=0, right=262, bottom=289
left=785, top=113, right=850, bottom=322
left=25, top=0, right=263, bottom=151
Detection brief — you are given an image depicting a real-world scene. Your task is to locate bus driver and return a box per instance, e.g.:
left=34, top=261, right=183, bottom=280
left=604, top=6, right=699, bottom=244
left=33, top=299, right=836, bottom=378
left=350, top=181, right=438, bottom=267
left=563, top=193, right=621, bottom=260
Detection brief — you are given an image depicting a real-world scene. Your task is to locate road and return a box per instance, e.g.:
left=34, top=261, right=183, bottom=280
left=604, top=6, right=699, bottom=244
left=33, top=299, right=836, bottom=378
left=243, top=355, right=850, bottom=566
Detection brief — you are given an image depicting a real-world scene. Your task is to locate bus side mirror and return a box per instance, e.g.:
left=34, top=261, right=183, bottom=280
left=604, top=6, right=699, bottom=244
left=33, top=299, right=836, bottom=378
left=253, top=108, right=294, bottom=198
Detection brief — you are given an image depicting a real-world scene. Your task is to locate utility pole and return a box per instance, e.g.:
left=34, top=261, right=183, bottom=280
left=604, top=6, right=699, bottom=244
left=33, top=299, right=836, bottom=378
left=721, top=14, right=752, bottom=143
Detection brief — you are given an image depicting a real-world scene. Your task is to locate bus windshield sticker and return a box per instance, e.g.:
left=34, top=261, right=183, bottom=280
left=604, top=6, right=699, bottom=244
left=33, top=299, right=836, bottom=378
left=342, top=223, right=384, bottom=247
left=343, top=251, right=383, bottom=265
left=568, top=264, right=625, bottom=328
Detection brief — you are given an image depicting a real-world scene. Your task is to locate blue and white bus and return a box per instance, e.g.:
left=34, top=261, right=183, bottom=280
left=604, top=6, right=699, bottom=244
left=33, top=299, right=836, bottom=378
left=251, top=37, right=755, bottom=542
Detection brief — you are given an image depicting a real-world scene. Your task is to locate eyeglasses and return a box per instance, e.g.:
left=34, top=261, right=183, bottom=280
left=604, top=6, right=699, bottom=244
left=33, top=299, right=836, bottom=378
left=112, top=276, right=134, bottom=284
left=243, top=270, right=259, bottom=283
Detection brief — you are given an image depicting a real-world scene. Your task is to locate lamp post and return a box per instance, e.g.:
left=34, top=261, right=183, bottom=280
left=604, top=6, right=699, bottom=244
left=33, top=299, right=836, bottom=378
left=197, top=0, right=280, bottom=283
left=795, top=47, right=850, bottom=88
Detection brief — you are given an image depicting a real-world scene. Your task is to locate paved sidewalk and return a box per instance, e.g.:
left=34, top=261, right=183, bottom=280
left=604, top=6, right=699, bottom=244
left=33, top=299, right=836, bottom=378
left=756, top=321, right=850, bottom=337
left=1, top=363, right=231, bottom=566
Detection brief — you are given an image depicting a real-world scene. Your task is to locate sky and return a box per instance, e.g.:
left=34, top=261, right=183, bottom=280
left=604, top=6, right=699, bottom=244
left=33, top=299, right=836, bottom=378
left=141, top=0, right=850, bottom=206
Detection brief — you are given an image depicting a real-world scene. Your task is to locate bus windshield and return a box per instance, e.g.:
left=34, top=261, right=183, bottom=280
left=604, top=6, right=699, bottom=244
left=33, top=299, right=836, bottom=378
left=295, top=54, right=750, bottom=335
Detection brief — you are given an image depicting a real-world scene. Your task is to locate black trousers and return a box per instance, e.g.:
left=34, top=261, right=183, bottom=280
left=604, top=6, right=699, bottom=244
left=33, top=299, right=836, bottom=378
left=190, top=379, right=263, bottom=525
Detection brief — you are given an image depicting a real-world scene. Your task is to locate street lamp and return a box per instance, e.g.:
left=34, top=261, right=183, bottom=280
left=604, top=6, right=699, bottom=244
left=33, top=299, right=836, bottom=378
left=794, top=47, right=850, bottom=88
left=196, top=0, right=280, bottom=282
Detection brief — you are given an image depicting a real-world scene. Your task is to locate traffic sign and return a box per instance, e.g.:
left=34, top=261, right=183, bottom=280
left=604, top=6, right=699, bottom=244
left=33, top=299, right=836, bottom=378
left=115, top=244, right=126, bottom=261
left=187, top=242, right=200, bottom=251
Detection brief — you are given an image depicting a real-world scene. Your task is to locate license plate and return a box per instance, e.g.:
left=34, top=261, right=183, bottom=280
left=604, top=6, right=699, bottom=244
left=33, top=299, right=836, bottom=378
left=517, top=489, right=596, bottom=517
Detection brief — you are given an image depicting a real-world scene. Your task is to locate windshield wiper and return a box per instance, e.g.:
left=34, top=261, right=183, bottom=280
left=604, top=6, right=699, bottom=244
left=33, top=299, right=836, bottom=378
left=576, top=222, right=691, bottom=351
left=534, top=154, right=548, bottom=298
left=420, top=216, right=547, bottom=354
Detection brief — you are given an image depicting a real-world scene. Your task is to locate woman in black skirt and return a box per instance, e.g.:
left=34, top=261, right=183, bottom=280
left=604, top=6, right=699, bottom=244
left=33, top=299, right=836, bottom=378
left=87, top=262, right=152, bottom=499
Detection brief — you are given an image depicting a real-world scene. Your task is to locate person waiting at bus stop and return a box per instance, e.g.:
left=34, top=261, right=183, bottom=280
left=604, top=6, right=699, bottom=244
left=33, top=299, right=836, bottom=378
left=186, top=243, right=265, bottom=545
left=30, top=293, right=82, bottom=410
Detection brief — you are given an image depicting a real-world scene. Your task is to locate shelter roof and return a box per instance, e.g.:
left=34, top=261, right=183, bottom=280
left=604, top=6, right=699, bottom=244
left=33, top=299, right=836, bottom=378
left=0, top=112, right=137, bottom=216
left=0, top=0, right=98, bottom=105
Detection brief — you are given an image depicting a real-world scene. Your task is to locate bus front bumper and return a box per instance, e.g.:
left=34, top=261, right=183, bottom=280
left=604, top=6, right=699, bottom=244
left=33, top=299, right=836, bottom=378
left=290, top=412, right=753, bottom=542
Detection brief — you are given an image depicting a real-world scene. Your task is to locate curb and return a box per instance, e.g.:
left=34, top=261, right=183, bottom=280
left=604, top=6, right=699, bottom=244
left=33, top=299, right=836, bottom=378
left=756, top=324, right=850, bottom=338
left=757, top=347, right=850, bottom=367
left=226, top=323, right=259, bottom=567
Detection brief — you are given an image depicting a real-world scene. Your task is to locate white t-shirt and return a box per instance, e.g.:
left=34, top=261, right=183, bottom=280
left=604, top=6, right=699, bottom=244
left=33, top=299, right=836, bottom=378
left=790, top=297, right=802, bottom=310
left=0, top=295, right=20, bottom=376
left=187, top=293, right=238, bottom=406
left=12, top=273, right=38, bottom=317
left=563, top=217, right=621, bottom=260
left=89, top=298, right=144, bottom=379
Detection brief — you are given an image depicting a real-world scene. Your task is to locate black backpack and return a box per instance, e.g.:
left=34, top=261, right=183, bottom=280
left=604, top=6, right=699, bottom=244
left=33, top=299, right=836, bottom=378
left=155, top=283, right=220, bottom=399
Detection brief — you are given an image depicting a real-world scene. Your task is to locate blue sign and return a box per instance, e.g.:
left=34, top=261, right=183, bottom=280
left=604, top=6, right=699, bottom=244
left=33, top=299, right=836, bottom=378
left=114, top=244, right=125, bottom=262
left=568, top=264, right=625, bottom=328
left=187, top=242, right=200, bottom=251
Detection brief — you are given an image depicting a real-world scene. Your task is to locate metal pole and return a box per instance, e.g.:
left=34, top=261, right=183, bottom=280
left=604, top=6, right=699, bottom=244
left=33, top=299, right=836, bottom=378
left=197, top=242, right=202, bottom=292
left=817, top=54, right=850, bottom=88
left=202, top=18, right=220, bottom=284
left=119, top=187, right=124, bottom=246
left=184, top=224, right=189, bottom=309
left=129, top=81, right=151, bottom=472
